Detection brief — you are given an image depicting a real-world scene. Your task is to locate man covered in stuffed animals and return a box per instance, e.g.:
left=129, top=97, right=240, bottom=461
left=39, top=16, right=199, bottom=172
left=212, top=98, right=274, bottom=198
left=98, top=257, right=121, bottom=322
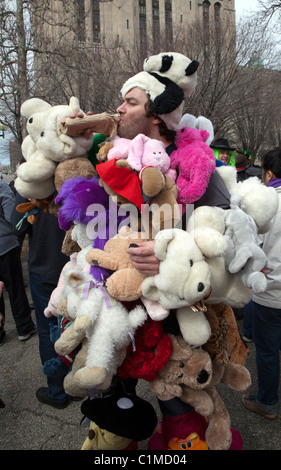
left=76, top=52, right=239, bottom=448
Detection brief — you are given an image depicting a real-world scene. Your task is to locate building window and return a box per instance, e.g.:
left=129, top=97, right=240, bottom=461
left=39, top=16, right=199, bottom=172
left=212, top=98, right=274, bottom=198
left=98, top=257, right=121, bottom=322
left=165, top=0, right=173, bottom=48
left=77, top=0, right=85, bottom=42
left=202, top=0, right=210, bottom=57
left=92, top=0, right=100, bottom=42
left=139, top=0, right=147, bottom=57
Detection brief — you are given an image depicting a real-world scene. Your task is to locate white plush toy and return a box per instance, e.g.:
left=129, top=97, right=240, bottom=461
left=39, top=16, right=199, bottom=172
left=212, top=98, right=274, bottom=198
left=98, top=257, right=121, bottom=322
left=216, top=165, right=279, bottom=234
left=141, top=227, right=228, bottom=347
left=214, top=165, right=279, bottom=292
left=142, top=209, right=254, bottom=347
left=62, top=268, right=147, bottom=390
left=15, top=96, right=93, bottom=199
left=224, top=206, right=268, bottom=293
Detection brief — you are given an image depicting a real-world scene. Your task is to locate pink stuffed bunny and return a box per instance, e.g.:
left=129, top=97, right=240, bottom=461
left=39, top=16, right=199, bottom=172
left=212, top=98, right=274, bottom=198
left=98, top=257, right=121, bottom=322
left=107, top=134, right=176, bottom=180
left=170, top=127, right=216, bottom=205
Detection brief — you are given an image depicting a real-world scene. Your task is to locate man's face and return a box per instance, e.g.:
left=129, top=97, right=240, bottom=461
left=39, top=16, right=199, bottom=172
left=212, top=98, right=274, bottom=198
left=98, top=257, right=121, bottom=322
left=116, top=87, right=154, bottom=139
left=218, top=150, right=230, bottom=164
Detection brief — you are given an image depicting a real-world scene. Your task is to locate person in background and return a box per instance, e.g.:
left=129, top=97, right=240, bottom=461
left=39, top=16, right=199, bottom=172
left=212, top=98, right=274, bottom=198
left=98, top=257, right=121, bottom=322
left=11, top=192, right=72, bottom=409
left=211, top=138, right=236, bottom=167
left=0, top=180, right=36, bottom=344
left=242, top=147, right=281, bottom=420
left=235, top=149, right=262, bottom=182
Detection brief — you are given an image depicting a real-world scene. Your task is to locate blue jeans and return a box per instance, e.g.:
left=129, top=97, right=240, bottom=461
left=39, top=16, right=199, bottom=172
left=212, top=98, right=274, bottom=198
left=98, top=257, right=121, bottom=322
left=242, top=300, right=253, bottom=337
left=252, top=301, right=281, bottom=414
left=29, top=272, right=67, bottom=402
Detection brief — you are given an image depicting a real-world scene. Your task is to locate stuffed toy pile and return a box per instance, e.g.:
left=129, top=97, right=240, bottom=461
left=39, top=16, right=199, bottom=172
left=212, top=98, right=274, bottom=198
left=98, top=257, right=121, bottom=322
left=20, top=52, right=280, bottom=451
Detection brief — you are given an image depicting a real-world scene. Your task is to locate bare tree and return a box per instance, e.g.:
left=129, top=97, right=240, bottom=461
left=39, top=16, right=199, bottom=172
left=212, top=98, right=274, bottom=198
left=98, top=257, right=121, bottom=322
left=0, top=0, right=280, bottom=164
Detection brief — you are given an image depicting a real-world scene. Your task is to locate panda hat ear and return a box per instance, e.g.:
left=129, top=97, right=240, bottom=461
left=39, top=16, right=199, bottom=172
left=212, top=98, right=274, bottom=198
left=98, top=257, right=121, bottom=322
left=120, top=52, right=199, bottom=131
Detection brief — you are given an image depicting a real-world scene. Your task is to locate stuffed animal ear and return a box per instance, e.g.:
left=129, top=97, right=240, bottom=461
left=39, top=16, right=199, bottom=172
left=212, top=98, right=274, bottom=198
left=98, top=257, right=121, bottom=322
left=21, top=98, right=51, bottom=118
left=127, top=134, right=148, bottom=171
left=154, top=228, right=176, bottom=261
left=141, top=277, right=160, bottom=302
left=193, top=227, right=228, bottom=259
left=65, top=271, right=84, bottom=286
left=169, top=335, right=193, bottom=361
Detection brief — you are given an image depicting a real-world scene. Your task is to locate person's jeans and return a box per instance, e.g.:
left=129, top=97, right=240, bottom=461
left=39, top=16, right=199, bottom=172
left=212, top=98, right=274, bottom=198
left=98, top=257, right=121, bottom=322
left=0, top=246, right=34, bottom=335
left=252, top=300, right=281, bottom=414
left=242, top=300, right=253, bottom=337
left=29, top=272, right=67, bottom=402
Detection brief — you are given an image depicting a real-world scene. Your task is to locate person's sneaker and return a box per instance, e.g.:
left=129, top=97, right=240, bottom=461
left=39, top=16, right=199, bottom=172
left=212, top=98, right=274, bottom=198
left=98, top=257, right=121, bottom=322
left=36, top=387, right=70, bottom=409
left=242, top=394, right=277, bottom=420
left=242, top=334, right=253, bottom=343
left=18, top=326, right=37, bottom=341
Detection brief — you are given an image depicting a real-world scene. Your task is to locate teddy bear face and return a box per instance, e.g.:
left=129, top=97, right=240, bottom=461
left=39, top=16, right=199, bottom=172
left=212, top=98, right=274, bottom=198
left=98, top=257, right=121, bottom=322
left=21, top=96, right=92, bottom=165
left=175, top=127, right=210, bottom=148
left=157, top=336, right=213, bottom=390
left=156, top=237, right=211, bottom=306
left=142, top=229, right=212, bottom=309
left=138, top=138, right=170, bottom=173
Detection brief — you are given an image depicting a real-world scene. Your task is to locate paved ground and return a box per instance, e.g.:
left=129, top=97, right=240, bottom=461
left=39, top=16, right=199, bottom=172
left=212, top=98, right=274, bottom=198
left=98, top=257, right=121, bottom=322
left=0, top=245, right=280, bottom=453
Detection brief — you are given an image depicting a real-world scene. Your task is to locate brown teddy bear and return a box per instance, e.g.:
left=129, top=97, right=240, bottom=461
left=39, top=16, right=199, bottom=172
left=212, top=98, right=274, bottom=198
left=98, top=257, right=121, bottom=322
left=203, top=303, right=250, bottom=366
left=150, top=334, right=251, bottom=450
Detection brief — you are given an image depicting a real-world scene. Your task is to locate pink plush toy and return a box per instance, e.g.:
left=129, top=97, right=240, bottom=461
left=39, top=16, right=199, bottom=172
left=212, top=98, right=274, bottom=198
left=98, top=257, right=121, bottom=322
left=170, top=127, right=216, bottom=205
left=107, top=134, right=177, bottom=180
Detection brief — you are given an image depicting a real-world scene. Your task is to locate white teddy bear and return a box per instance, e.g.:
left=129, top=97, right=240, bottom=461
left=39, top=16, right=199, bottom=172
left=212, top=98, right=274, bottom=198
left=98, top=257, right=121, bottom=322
left=15, top=96, right=93, bottom=199
left=141, top=209, right=254, bottom=347
left=63, top=268, right=147, bottom=390
left=215, top=165, right=279, bottom=292
left=141, top=226, right=228, bottom=347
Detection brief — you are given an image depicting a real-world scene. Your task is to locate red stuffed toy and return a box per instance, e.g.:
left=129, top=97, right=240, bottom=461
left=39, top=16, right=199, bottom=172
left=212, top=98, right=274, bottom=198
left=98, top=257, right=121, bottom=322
left=117, top=318, right=173, bottom=382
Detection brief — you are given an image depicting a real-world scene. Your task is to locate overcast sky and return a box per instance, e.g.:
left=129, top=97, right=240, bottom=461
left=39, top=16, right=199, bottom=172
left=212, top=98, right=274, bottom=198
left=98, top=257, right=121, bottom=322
left=235, top=0, right=259, bottom=16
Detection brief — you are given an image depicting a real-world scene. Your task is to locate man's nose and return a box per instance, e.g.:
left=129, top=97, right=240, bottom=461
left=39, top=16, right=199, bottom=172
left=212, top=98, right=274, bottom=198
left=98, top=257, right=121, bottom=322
left=117, top=102, right=126, bottom=113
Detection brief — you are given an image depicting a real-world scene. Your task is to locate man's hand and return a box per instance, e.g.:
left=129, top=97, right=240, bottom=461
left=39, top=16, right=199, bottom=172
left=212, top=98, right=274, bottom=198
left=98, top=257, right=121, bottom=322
left=61, top=111, right=93, bottom=139
left=127, top=240, right=160, bottom=276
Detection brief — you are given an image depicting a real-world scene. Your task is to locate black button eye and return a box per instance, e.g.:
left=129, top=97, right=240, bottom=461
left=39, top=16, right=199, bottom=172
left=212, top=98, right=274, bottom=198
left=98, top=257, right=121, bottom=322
left=41, top=131, right=44, bottom=137
left=190, top=259, right=193, bottom=267
left=29, top=117, right=33, bottom=123
left=179, top=362, right=184, bottom=368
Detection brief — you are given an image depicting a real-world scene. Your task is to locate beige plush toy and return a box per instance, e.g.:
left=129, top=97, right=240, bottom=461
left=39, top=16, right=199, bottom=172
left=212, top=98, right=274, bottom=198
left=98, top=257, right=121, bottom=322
left=86, top=226, right=148, bottom=302
left=150, top=335, right=214, bottom=413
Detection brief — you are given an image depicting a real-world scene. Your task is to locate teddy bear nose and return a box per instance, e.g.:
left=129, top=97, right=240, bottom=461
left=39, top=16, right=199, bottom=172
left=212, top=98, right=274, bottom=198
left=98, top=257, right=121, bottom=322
left=197, top=282, right=205, bottom=292
left=197, top=369, right=209, bottom=384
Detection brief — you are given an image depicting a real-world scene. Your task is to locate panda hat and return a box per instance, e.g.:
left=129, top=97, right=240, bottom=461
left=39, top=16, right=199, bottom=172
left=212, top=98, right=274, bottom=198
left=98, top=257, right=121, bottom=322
left=121, top=52, right=199, bottom=131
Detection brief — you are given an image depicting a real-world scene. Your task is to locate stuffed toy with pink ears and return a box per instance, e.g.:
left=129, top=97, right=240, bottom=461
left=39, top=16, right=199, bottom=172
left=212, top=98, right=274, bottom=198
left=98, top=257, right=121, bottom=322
left=107, top=134, right=177, bottom=180
left=170, top=127, right=216, bottom=205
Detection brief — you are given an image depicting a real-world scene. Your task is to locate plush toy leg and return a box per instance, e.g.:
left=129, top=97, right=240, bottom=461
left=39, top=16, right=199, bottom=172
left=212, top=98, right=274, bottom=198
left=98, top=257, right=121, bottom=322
left=205, top=387, right=232, bottom=450
left=176, top=307, right=211, bottom=347
left=74, top=366, right=113, bottom=391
